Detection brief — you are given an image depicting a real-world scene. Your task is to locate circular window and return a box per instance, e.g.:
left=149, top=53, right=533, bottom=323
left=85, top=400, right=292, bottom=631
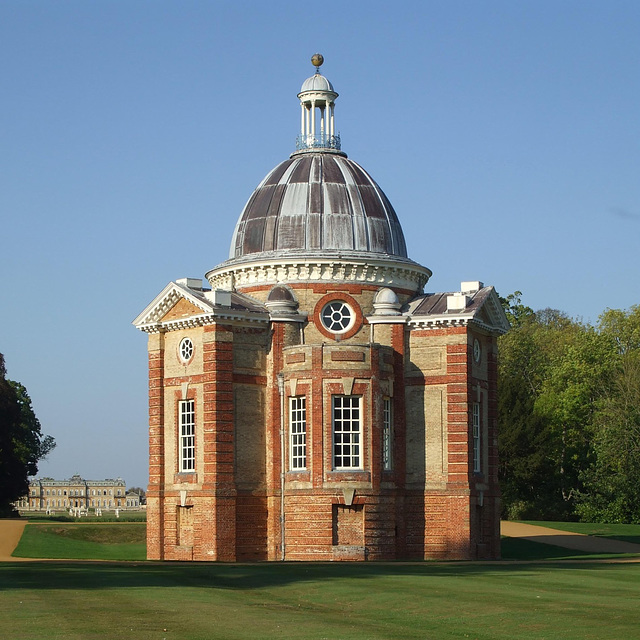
left=473, top=338, right=481, bottom=363
left=179, top=338, right=194, bottom=362
left=320, top=300, right=355, bottom=334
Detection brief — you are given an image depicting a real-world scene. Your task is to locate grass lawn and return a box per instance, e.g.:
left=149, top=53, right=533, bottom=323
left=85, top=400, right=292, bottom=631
left=12, top=523, right=146, bottom=561
left=1, top=561, right=639, bottom=640
left=500, top=536, right=593, bottom=561
left=519, top=521, right=640, bottom=545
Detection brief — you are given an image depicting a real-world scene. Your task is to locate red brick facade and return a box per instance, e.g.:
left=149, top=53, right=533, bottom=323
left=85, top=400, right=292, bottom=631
left=142, top=281, right=504, bottom=562
left=135, top=63, right=508, bottom=562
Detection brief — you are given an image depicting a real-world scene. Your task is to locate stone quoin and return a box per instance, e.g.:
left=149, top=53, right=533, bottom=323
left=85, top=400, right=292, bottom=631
left=133, top=55, right=509, bottom=561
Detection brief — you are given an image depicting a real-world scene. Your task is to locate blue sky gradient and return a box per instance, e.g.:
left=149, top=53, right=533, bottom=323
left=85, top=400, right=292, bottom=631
left=1, top=1, right=638, bottom=487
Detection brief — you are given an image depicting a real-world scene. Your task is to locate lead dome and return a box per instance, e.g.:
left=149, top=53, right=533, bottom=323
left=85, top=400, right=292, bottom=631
left=218, top=57, right=429, bottom=281
left=228, top=153, right=408, bottom=260
left=206, top=56, right=431, bottom=293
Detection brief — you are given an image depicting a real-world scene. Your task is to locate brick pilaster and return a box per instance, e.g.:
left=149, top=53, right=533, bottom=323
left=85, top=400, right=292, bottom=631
left=202, top=324, right=236, bottom=561
left=147, top=333, right=165, bottom=560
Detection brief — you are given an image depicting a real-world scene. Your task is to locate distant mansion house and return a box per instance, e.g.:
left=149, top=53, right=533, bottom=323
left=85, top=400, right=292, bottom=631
left=16, top=475, right=142, bottom=511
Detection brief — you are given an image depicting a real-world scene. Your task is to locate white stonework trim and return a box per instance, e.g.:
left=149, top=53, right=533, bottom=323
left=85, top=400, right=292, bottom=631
left=206, top=257, right=431, bottom=292
left=482, top=290, right=511, bottom=332
left=342, top=377, right=355, bottom=395
left=269, top=312, right=308, bottom=324
left=137, top=310, right=269, bottom=334
left=133, top=281, right=213, bottom=327
left=406, top=287, right=509, bottom=336
left=366, top=315, right=408, bottom=324
left=407, top=315, right=507, bottom=336
left=408, top=314, right=474, bottom=328
left=133, top=281, right=269, bottom=334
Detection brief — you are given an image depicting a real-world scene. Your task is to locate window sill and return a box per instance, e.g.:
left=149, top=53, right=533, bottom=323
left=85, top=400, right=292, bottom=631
left=174, top=472, right=198, bottom=484
left=326, top=470, right=370, bottom=482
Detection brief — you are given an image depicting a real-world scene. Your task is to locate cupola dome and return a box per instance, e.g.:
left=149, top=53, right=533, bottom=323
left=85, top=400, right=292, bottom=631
left=228, top=153, right=408, bottom=260
left=206, top=55, right=431, bottom=294
left=300, top=73, right=335, bottom=93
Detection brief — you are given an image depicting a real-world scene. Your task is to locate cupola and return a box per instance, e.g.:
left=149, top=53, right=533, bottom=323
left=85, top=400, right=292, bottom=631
left=206, top=55, right=431, bottom=294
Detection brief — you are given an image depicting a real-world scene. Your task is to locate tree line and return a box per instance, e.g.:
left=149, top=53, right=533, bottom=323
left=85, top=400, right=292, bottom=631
left=499, top=294, right=640, bottom=523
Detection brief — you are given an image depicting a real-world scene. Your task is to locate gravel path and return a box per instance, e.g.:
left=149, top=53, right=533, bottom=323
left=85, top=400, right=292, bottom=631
left=0, top=519, right=30, bottom=561
left=501, top=521, right=640, bottom=554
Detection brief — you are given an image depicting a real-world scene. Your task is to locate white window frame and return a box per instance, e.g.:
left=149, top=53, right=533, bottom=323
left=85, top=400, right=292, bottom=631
left=332, top=395, right=362, bottom=470
left=179, top=337, right=194, bottom=363
left=320, top=300, right=356, bottom=335
left=382, top=397, right=393, bottom=471
left=289, top=396, right=307, bottom=470
left=472, top=402, right=481, bottom=473
left=179, top=399, right=196, bottom=472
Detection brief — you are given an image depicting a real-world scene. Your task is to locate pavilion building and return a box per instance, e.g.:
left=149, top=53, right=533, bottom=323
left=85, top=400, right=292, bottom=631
left=134, top=55, right=509, bottom=561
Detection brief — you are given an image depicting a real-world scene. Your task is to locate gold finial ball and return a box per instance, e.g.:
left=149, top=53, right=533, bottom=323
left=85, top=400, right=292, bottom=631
left=311, top=53, right=324, bottom=68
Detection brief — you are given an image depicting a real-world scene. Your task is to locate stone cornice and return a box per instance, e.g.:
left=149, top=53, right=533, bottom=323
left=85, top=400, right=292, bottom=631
left=366, top=315, right=408, bottom=325
left=206, top=256, right=431, bottom=293
left=137, top=310, right=270, bottom=334
left=133, top=281, right=270, bottom=334
left=407, top=314, right=508, bottom=336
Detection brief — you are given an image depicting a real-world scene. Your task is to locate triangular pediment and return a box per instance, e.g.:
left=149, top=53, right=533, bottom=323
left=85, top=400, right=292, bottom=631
left=161, top=297, right=205, bottom=322
left=132, top=281, right=213, bottom=330
left=407, top=286, right=510, bottom=335
left=474, top=305, right=492, bottom=327
left=470, top=288, right=510, bottom=334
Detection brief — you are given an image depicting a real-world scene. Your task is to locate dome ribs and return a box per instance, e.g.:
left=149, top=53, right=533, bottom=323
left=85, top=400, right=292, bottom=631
left=378, top=188, right=408, bottom=256
left=228, top=153, right=409, bottom=260
left=307, top=156, right=323, bottom=250
left=262, top=182, right=287, bottom=252
left=335, top=157, right=370, bottom=252
left=235, top=160, right=291, bottom=257
left=322, top=156, right=353, bottom=250
left=263, top=159, right=292, bottom=186
left=288, top=155, right=312, bottom=183
left=276, top=182, right=310, bottom=250
left=266, top=160, right=298, bottom=253
left=349, top=160, right=407, bottom=257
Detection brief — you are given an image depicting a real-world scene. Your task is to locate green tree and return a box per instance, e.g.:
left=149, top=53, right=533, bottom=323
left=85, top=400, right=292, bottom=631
left=576, top=306, right=640, bottom=522
left=0, top=354, right=56, bottom=514
left=498, top=301, right=608, bottom=520
left=499, top=291, right=534, bottom=329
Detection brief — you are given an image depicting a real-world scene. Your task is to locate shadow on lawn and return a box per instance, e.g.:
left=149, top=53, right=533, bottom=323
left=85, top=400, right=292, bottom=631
left=0, top=560, right=624, bottom=592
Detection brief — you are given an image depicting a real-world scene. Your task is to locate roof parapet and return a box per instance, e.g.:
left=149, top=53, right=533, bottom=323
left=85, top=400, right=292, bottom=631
left=204, top=289, right=232, bottom=307
left=461, top=281, right=484, bottom=294
left=447, top=292, right=469, bottom=312
left=176, top=277, right=205, bottom=292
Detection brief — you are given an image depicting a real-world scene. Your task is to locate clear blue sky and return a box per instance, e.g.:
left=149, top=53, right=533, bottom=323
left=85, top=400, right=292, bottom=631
left=1, top=1, right=638, bottom=488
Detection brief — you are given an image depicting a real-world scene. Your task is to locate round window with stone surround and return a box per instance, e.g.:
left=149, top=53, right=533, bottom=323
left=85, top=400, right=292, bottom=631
left=179, top=337, right=194, bottom=363
left=320, top=300, right=356, bottom=334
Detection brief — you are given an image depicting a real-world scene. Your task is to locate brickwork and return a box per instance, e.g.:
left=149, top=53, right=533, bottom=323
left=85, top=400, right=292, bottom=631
left=147, top=332, right=165, bottom=560
left=143, top=285, right=503, bottom=562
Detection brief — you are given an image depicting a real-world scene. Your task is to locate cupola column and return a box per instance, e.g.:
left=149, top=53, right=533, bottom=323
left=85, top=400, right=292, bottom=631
left=295, top=54, right=341, bottom=153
